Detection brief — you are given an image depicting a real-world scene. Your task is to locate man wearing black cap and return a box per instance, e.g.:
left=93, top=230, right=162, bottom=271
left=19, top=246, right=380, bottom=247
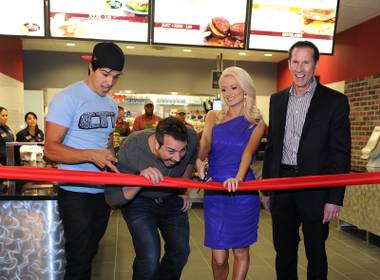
left=44, top=42, right=125, bottom=280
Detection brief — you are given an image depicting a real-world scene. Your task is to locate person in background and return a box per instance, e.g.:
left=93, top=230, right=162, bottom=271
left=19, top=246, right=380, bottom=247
left=262, top=41, right=351, bottom=280
left=196, top=66, right=266, bottom=280
left=44, top=42, right=124, bottom=280
left=0, top=106, right=14, bottom=165
left=115, top=105, right=130, bottom=137
left=105, top=117, right=198, bottom=280
left=16, top=112, right=44, bottom=142
left=175, top=109, right=193, bottom=128
left=132, top=99, right=161, bottom=131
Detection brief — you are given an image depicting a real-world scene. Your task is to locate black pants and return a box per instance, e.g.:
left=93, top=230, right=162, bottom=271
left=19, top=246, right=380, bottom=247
left=271, top=168, right=329, bottom=280
left=58, top=188, right=110, bottom=280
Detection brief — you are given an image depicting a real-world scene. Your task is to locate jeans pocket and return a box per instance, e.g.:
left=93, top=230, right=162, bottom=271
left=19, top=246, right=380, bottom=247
left=166, top=195, right=184, bottom=211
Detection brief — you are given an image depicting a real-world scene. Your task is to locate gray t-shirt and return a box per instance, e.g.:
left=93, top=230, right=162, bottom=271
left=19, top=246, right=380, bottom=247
left=105, top=127, right=198, bottom=207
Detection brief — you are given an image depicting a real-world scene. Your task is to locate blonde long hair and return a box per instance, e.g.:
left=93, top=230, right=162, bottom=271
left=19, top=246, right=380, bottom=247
left=217, top=66, right=261, bottom=124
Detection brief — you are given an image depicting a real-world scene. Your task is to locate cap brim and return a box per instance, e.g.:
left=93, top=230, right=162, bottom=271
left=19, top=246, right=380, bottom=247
left=81, top=55, right=92, bottom=62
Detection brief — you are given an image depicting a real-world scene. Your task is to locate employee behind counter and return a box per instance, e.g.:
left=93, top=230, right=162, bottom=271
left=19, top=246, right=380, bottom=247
left=0, top=106, right=14, bottom=165
left=115, top=106, right=130, bottom=137
left=132, top=99, right=161, bottom=131
left=16, top=112, right=45, bottom=143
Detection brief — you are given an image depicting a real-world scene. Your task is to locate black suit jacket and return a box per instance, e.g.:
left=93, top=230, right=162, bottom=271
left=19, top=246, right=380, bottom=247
left=262, top=83, right=351, bottom=206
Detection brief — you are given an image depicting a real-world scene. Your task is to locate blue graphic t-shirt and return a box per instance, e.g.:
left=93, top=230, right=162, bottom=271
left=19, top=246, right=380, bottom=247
left=46, top=81, right=117, bottom=193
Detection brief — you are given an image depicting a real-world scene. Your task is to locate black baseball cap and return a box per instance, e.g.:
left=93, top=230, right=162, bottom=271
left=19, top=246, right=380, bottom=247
left=82, top=42, right=125, bottom=72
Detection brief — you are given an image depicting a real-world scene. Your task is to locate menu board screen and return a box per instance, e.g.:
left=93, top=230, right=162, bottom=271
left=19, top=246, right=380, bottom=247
left=49, top=0, right=149, bottom=42
left=0, top=0, right=45, bottom=37
left=248, top=0, right=338, bottom=54
left=153, top=0, right=248, bottom=48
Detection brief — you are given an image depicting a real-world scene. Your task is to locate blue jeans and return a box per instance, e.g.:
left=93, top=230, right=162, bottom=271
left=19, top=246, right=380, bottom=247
left=121, top=195, right=190, bottom=280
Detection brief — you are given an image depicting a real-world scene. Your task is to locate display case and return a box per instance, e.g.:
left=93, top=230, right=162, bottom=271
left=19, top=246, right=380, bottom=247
left=5, top=142, right=57, bottom=195
left=0, top=143, right=64, bottom=279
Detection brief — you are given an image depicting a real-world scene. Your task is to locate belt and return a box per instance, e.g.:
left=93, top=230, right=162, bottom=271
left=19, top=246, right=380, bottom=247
left=280, top=164, right=299, bottom=172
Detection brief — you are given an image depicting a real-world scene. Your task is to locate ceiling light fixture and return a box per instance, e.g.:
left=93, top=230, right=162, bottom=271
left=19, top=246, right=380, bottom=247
left=264, top=53, right=273, bottom=57
left=238, top=52, right=246, bottom=56
left=183, top=49, right=192, bottom=53
left=125, top=45, right=135, bottom=49
left=66, top=43, right=76, bottom=47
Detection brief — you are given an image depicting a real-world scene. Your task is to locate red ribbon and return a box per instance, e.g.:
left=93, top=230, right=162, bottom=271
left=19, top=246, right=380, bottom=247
left=1, top=166, right=380, bottom=190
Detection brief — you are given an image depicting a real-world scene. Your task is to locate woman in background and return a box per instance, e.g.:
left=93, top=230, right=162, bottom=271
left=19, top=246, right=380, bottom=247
left=196, top=67, right=266, bottom=279
left=0, top=106, right=15, bottom=165
left=16, top=112, right=44, bottom=142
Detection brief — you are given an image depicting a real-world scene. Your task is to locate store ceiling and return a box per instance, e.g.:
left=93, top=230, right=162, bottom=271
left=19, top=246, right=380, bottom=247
left=22, top=0, right=380, bottom=63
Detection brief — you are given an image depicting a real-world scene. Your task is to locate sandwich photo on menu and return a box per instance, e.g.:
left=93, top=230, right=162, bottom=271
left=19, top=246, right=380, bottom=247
left=302, top=7, right=336, bottom=35
left=204, top=17, right=245, bottom=48
left=153, top=0, right=248, bottom=48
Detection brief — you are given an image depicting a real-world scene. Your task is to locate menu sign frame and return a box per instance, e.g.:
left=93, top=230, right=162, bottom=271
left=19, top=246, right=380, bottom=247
left=48, top=0, right=150, bottom=43
left=152, top=0, right=251, bottom=49
left=247, top=0, right=340, bottom=54
left=0, top=0, right=46, bottom=37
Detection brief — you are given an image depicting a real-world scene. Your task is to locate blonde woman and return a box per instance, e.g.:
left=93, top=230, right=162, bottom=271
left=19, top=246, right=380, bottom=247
left=196, top=66, right=266, bottom=279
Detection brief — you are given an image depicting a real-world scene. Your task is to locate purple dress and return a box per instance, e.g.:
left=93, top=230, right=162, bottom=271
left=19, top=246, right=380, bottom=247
left=204, top=116, right=261, bottom=249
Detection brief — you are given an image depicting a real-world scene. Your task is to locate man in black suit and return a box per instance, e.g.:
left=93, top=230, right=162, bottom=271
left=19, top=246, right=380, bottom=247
left=262, top=41, right=351, bottom=280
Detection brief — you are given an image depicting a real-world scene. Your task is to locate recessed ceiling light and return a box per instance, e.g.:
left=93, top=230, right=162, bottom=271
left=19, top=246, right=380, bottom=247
left=66, top=42, right=76, bottom=47
left=183, top=49, right=192, bottom=53
left=171, top=92, right=178, bottom=95
left=264, top=53, right=273, bottom=57
left=238, top=52, right=246, bottom=56
left=125, top=45, right=135, bottom=49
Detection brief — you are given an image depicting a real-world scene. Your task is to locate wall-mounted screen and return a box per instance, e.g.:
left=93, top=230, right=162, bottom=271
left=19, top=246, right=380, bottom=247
left=0, top=0, right=45, bottom=37
left=49, top=0, right=149, bottom=42
left=248, top=0, right=339, bottom=54
left=153, top=0, right=249, bottom=48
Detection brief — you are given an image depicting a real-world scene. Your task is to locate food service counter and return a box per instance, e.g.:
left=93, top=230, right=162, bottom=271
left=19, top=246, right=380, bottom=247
left=340, top=127, right=380, bottom=239
left=0, top=183, right=65, bottom=280
left=339, top=181, right=380, bottom=237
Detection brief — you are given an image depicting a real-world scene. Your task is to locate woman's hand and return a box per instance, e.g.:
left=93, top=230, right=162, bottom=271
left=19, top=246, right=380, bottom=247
left=223, top=177, right=241, bottom=192
left=260, top=194, right=270, bottom=212
left=178, top=193, right=192, bottom=212
left=195, top=158, right=207, bottom=180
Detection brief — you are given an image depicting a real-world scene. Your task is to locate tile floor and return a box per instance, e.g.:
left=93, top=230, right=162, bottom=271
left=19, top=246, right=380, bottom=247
left=92, top=206, right=380, bottom=280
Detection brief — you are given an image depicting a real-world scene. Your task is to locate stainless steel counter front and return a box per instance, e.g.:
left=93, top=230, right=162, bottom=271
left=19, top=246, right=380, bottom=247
left=0, top=198, right=65, bottom=279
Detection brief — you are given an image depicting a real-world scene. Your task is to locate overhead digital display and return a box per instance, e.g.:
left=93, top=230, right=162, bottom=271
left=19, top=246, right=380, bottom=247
left=248, top=0, right=339, bottom=54
left=0, top=0, right=45, bottom=37
left=49, top=0, right=149, bottom=42
left=153, top=0, right=249, bottom=48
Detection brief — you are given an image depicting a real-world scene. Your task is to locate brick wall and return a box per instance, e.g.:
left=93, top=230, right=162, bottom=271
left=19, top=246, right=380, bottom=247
left=345, top=73, right=380, bottom=171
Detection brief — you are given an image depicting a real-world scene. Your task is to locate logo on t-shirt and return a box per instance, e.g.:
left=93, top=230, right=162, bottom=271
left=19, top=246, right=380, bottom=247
left=78, top=111, right=115, bottom=129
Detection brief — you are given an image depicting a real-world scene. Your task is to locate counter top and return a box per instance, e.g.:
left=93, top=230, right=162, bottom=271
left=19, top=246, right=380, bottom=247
left=0, top=181, right=57, bottom=200
left=0, top=193, right=57, bottom=200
